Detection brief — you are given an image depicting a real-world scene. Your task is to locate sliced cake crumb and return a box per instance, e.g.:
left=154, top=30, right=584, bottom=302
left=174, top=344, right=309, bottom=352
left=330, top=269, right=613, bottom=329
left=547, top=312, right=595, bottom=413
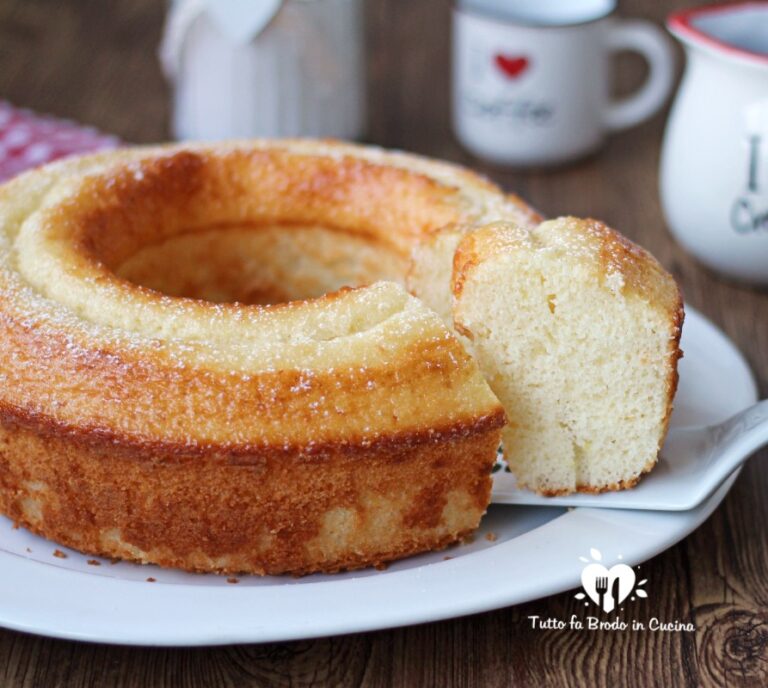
left=452, top=218, right=682, bottom=495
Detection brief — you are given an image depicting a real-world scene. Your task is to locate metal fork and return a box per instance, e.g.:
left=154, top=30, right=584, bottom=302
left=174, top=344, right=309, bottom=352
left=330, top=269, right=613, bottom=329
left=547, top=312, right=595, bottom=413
left=595, top=576, right=609, bottom=612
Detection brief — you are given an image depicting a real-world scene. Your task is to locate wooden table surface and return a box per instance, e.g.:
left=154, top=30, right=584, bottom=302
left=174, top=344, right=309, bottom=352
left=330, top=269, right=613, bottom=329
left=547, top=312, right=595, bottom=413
left=0, top=1, right=766, bottom=686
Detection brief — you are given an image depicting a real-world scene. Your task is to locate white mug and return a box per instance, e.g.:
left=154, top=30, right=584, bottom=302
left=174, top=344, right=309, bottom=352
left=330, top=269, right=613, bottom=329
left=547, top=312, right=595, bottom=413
left=452, top=0, right=675, bottom=167
left=661, top=3, right=768, bottom=285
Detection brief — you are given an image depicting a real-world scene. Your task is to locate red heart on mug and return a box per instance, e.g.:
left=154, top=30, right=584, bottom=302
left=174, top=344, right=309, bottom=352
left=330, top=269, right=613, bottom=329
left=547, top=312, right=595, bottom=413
left=494, top=54, right=530, bottom=79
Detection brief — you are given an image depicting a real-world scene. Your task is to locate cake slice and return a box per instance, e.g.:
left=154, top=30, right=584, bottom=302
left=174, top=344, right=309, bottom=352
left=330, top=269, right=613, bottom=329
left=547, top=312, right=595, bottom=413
left=449, top=218, right=684, bottom=495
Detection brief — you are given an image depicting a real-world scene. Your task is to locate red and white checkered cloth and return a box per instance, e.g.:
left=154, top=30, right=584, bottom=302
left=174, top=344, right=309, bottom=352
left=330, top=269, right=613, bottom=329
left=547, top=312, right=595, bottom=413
left=0, top=101, right=120, bottom=182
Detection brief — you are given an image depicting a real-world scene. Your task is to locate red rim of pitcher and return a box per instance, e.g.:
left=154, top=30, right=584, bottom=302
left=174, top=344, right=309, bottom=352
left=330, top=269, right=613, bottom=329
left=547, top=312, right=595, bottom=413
left=668, top=2, right=768, bottom=67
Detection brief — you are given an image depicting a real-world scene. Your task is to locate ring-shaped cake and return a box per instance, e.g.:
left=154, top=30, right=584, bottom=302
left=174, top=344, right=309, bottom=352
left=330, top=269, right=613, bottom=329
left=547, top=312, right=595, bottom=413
left=0, top=140, right=539, bottom=574
left=0, top=139, right=682, bottom=573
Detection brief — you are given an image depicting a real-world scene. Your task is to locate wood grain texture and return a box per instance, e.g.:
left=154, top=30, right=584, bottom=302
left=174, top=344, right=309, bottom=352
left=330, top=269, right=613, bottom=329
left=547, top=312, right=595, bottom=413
left=0, top=0, right=766, bottom=686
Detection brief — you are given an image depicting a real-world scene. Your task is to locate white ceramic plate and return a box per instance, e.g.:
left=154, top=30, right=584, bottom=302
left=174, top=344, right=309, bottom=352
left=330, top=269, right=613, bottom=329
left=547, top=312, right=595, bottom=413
left=0, top=307, right=757, bottom=646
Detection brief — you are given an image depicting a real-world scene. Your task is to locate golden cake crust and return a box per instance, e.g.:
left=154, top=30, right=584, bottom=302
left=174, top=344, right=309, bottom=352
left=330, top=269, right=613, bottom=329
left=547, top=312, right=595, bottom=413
left=0, top=140, right=515, bottom=575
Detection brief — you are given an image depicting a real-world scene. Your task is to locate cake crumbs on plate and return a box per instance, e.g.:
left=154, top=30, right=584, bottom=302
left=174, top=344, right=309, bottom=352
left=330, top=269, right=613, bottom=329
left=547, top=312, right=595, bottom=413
left=226, top=577, right=239, bottom=584
left=485, top=532, right=498, bottom=542
left=53, top=549, right=67, bottom=559
left=443, top=556, right=453, bottom=561
left=146, top=577, right=156, bottom=583
left=25, top=547, right=31, bottom=553
left=460, top=534, right=475, bottom=545
left=87, top=559, right=101, bottom=566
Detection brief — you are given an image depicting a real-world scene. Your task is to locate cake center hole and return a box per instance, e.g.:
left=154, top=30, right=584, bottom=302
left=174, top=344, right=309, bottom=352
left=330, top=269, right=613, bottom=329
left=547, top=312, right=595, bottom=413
left=75, top=149, right=462, bottom=306
left=114, top=223, right=407, bottom=305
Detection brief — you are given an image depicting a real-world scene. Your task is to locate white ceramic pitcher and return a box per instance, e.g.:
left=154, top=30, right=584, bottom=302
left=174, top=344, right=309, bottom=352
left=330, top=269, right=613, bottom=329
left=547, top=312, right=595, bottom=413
left=661, top=3, right=768, bottom=285
left=160, top=0, right=366, bottom=141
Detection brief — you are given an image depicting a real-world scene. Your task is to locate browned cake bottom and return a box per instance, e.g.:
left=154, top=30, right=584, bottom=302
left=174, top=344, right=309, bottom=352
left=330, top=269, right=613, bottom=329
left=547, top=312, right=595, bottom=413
left=0, top=410, right=503, bottom=575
